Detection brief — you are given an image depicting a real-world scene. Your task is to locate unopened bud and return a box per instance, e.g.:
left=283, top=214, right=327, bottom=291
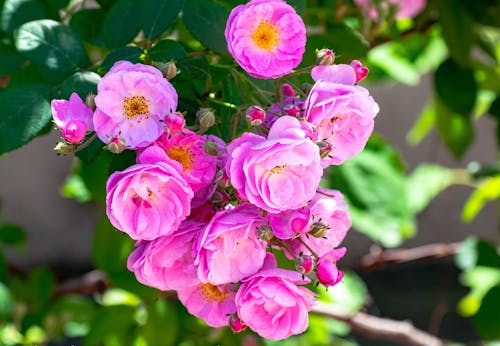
left=229, top=314, right=247, bottom=333
left=196, top=108, right=215, bottom=132
left=62, top=119, right=87, bottom=144
left=283, top=104, right=302, bottom=117
left=282, top=84, right=295, bottom=98
left=257, top=225, right=274, bottom=242
left=54, top=141, right=74, bottom=155
left=350, top=60, right=369, bottom=83
left=86, top=93, right=96, bottom=111
left=106, top=137, right=126, bottom=154
left=309, top=221, right=330, bottom=238
left=163, top=62, right=177, bottom=80
left=316, top=49, right=335, bottom=66
left=204, top=139, right=219, bottom=156
left=246, top=105, right=265, bottom=126
left=295, top=255, right=314, bottom=274
left=210, top=190, right=229, bottom=206
left=316, top=140, right=332, bottom=159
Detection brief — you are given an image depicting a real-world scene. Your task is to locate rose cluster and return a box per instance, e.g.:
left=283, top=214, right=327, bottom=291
left=51, top=0, right=379, bottom=340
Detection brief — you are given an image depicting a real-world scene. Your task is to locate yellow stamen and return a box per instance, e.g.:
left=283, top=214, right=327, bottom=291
left=269, top=164, right=286, bottom=174
left=251, top=20, right=280, bottom=52
left=166, top=146, right=193, bottom=171
left=200, top=283, right=229, bottom=303
left=123, top=96, right=149, bottom=119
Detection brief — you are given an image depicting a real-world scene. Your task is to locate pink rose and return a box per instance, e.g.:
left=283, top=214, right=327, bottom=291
left=106, top=147, right=193, bottom=240
left=355, top=0, right=426, bottom=19
left=51, top=92, right=93, bottom=144
left=94, top=61, right=178, bottom=149
left=225, top=0, right=306, bottom=79
left=177, top=282, right=237, bottom=327
left=304, top=81, right=379, bottom=166
left=267, top=207, right=311, bottom=239
left=316, top=248, right=346, bottom=287
left=127, top=221, right=203, bottom=291
left=195, top=204, right=267, bottom=285
left=227, top=116, right=322, bottom=213
left=235, top=254, right=315, bottom=340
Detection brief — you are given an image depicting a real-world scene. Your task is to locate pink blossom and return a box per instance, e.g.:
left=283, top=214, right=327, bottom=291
left=195, top=204, right=267, bottom=285
left=227, top=116, right=322, bottom=213
left=350, top=60, right=369, bottom=83
left=267, top=207, right=311, bottom=239
left=355, top=0, right=426, bottom=19
left=177, top=282, right=237, bottom=327
left=316, top=248, right=346, bottom=287
left=304, top=81, right=379, bottom=166
left=150, top=129, right=218, bottom=193
left=225, top=0, right=306, bottom=79
left=51, top=92, right=93, bottom=144
left=164, top=112, right=185, bottom=133
left=106, top=146, right=193, bottom=240
left=311, top=64, right=357, bottom=85
left=235, top=254, right=315, bottom=340
left=246, top=105, right=266, bottom=126
left=94, top=61, right=178, bottom=149
left=127, top=221, right=203, bottom=290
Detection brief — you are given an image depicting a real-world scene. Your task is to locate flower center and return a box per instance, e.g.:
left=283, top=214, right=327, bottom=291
left=123, top=96, right=149, bottom=119
left=199, top=283, right=229, bottom=303
left=251, top=20, right=280, bottom=52
left=269, top=164, right=286, bottom=174
left=166, top=145, right=193, bottom=171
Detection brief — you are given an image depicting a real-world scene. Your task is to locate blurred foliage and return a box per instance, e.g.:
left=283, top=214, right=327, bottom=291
left=0, top=0, right=499, bottom=344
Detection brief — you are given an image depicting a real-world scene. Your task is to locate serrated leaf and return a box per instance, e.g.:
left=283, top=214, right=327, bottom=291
left=140, top=0, right=183, bottom=40
left=15, top=19, right=89, bottom=74
left=99, top=0, right=141, bottom=49
left=463, top=175, right=500, bottom=222
left=407, top=164, right=454, bottom=213
left=148, top=39, right=187, bottom=62
left=435, top=59, right=477, bottom=116
left=183, top=0, right=230, bottom=54
left=59, top=71, right=100, bottom=99
left=0, top=85, right=51, bottom=155
left=1, top=0, right=45, bottom=34
left=101, top=46, right=143, bottom=72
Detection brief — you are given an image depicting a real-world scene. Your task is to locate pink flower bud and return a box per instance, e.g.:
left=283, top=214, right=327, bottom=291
left=257, top=224, right=274, bottom=242
left=246, top=105, right=265, bottom=126
left=350, top=60, right=369, bottom=83
left=295, top=255, right=314, bottom=274
left=316, top=248, right=346, bottom=287
left=107, top=136, right=126, bottom=154
left=316, top=49, right=335, bottom=66
left=230, top=314, right=247, bottom=333
left=164, top=112, right=185, bottom=133
left=61, top=119, right=87, bottom=144
left=283, top=104, right=302, bottom=117
left=197, top=107, right=216, bottom=132
left=282, top=84, right=295, bottom=98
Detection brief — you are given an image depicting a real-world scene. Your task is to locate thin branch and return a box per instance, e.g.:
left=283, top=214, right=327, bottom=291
left=312, top=303, right=446, bottom=346
left=359, top=242, right=462, bottom=271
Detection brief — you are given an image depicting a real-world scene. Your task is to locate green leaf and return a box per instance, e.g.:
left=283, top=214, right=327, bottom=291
left=439, top=0, right=475, bottom=66
left=47, top=295, right=96, bottom=337
left=101, top=288, right=141, bottom=307
left=0, top=85, right=51, bottom=155
left=140, top=0, right=183, bottom=40
left=0, top=282, right=13, bottom=318
left=458, top=266, right=500, bottom=317
left=407, top=164, right=454, bottom=213
left=0, top=223, right=26, bottom=246
left=456, top=237, right=500, bottom=271
left=407, top=102, right=436, bottom=145
left=285, top=0, right=305, bottom=16
left=0, top=43, right=25, bottom=75
left=320, top=271, right=367, bottom=314
left=183, top=0, right=230, bottom=54
left=59, top=71, right=100, bottom=99
left=475, top=285, right=500, bottom=339
left=26, top=267, right=55, bottom=310
left=435, top=97, right=474, bottom=159
left=83, top=305, right=137, bottom=346
left=140, top=300, right=178, bottom=346
left=101, top=46, right=144, bottom=72
left=435, top=59, right=478, bottom=116
left=463, top=175, right=500, bottom=222
left=15, top=19, right=89, bottom=74
left=99, top=0, right=141, bottom=49
left=368, top=42, right=420, bottom=85
left=1, top=0, right=45, bottom=34
left=80, top=150, right=113, bottom=203
left=148, top=39, right=187, bottom=62
left=59, top=173, right=92, bottom=203
left=69, top=9, right=106, bottom=42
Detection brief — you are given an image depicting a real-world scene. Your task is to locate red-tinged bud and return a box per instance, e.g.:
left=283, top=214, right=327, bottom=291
left=316, top=248, right=346, bottom=287
left=85, top=93, right=96, bottom=111
left=350, top=60, right=369, bottom=83
left=316, top=49, right=335, bottom=66
left=309, top=221, right=330, bottom=238
left=163, top=62, right=177, bottom=80
left=316, top=140, right=332, bottom=159
left=282, top=83, right=295, bottom=98
left=246, top=105, right=265, bottom=126
left=54, top=142, right=74, bottom=155
left=257, top=225, right=274, bottom=242
left=230, top=314, right=247, bottom=333
left=62, top=119, right=87, bottom=144
left=283, top=104, right=301, bottom=117
left=295, top=255, right=314, bottom=274
left=164, top=112, right=185, bottom=133
left=107, top=136, right=126, bottom=154
left=204, top=139, right=219, bottom=156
